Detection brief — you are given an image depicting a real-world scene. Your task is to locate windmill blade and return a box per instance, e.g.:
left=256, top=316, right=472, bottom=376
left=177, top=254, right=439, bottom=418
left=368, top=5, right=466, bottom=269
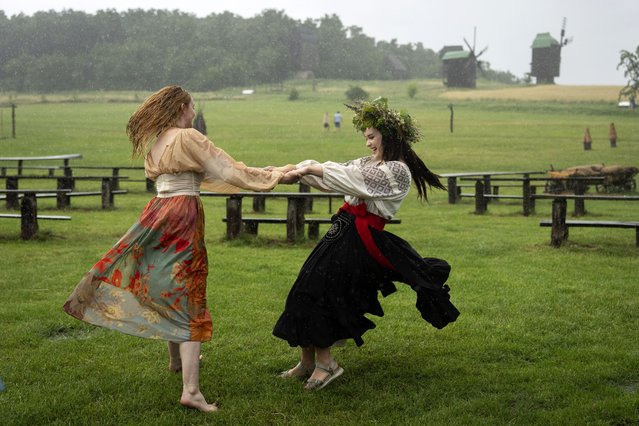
left=463, top=37, right=475, bottom=56
left=475, top=46, right=488, bottom=59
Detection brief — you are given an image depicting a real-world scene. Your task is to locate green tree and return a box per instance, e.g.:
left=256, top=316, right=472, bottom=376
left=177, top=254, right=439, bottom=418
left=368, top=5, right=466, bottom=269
left=618, top=46, right=639, bottom=105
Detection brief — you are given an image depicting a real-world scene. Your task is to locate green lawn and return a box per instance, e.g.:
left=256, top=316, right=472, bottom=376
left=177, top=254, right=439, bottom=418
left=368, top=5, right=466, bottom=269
left=1, top=80, right=638, bottom=425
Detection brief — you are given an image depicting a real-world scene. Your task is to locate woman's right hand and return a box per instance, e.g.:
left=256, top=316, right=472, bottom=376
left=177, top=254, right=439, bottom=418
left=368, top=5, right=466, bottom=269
left=279, top=170, right=302, bottom=184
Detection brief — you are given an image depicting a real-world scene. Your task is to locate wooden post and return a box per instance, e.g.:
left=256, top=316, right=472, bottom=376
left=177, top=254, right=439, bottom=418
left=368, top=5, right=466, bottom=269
left=101, top=177, right=113, bottom=209
left=447, top=176, right=457, bottom=204
left=550, top=198, right=568, bottom=247
left=62, top=166, right=75, bottom=190
left=483, top=175, right=491, bottom=203
left=6, top=176, right=18, bottom=209
left=474, top=180, right=486, bottom=214
left=523, top=177, right=531, bottom=216
left=608, top=122, right=617, bottom=148
left=21, top=192, right=38, bottom=240
left=226, top=196, right=243, bottom=239
left=111, top=167, right=120, bottom=190
left=299, top=182, right=313, bottom=212
left=56, top=177, right=72, bottom=208
left=530, top=186, right=536, bottom=215
left=287, top=196, right=306, bottom=242
left=448, top=104, right=454, bottom=133
left=17, top=160, right=23, bottom=175
left=11, top=103, right=16, bottom=139
left=573, top=181, right=586, bottom=216
left=252, top=195, right=265, bottom=212
left=308, top=222, right=320, bottom=239
left=583, top=127, right=592, bottom=150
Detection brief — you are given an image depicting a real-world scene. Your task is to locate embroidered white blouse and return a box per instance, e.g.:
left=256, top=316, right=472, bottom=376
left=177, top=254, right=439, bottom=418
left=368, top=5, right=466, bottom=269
left=297, top=157, right=411, bottom=220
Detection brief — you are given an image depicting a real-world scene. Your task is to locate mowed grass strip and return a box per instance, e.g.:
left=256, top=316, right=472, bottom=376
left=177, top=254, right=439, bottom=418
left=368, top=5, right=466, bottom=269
left=0, top=80, right=638, bottom=425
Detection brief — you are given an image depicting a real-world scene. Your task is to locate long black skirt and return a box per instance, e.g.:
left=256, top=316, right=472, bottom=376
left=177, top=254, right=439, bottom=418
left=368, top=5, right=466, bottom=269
left=272, top=210, right=458, bottom=348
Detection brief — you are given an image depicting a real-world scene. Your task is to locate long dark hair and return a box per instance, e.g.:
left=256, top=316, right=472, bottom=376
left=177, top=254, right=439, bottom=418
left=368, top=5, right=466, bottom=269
left=382, top=134, right=445, bottom=201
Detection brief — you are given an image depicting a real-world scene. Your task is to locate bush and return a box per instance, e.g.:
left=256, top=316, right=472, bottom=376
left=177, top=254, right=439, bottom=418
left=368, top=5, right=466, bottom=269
left=345, top=86, right=369, bottom=102
left=288, top=88, right=300, bottom=101
left=407, top=82, right=418, bottom=99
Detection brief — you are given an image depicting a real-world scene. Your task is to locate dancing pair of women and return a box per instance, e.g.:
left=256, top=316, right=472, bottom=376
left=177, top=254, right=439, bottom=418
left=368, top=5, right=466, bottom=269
left=63, top=87, right=459, bottom=412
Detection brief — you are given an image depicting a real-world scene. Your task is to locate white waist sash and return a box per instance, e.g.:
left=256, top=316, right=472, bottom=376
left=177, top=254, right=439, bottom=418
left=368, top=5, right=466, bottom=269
left=155, top=172, right=201, bottom=198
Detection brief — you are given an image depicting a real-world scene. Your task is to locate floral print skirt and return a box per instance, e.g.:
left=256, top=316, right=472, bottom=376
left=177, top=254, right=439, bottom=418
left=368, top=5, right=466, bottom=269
left=63, top=195, right=212, bottom=342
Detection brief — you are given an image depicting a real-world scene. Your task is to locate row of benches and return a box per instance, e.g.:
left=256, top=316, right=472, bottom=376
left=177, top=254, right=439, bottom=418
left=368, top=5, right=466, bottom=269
left=457, top=179, right=639, bottom=247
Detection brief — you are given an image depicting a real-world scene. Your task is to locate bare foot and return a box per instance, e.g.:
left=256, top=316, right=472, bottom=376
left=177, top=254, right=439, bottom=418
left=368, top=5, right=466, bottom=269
left=180, top=392, right=219, bottom=413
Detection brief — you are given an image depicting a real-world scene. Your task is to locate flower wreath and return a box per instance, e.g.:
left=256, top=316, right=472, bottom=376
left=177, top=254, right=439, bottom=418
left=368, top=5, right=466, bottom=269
left=345, top=97, right=421, bottom=146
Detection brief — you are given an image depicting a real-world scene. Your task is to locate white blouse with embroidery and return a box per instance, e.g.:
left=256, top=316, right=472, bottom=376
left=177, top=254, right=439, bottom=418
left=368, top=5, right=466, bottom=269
left=297, top=157, right=411, bottom=220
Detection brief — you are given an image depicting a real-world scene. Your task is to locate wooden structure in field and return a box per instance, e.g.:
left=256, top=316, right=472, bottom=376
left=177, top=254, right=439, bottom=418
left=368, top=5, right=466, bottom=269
left=530, top=17, right=572, bottom=84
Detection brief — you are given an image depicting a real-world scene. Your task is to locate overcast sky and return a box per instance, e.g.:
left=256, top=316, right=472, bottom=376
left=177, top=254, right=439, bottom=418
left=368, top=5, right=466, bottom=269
left=3, top=0, right=637, bottom=85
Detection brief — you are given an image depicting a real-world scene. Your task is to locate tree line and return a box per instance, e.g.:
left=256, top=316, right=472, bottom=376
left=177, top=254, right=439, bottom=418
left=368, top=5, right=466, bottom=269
left=0, top=9, right=517, bottom=92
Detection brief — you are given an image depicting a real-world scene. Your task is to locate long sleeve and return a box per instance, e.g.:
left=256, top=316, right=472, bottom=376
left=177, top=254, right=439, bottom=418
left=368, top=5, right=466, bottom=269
left=153, top=128, right=282, bottom=193
left=297, top=157, right=411, bottom=219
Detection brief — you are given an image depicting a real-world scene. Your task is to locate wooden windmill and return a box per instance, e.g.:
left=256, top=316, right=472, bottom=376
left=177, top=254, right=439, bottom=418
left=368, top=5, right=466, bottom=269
left=440, top=27, right=488, bottom=88
left=530, top=17, right=572, bottom=84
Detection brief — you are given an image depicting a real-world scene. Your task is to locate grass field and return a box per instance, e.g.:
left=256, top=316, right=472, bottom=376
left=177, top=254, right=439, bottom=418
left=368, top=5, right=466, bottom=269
left=0, top=79, right=638, bottom=425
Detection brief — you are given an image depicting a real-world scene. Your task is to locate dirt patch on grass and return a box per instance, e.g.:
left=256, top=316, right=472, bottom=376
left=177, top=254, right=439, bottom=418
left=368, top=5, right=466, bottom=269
left=439, top=85, right=624, bottom=102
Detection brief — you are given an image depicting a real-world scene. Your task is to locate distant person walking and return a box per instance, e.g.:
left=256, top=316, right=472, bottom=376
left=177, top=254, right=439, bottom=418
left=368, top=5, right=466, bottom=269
left=323, top=112, right=330, bottom=130
left=63, top=85, right=285, bottom=412
left=333, top=111, right=342, bottom=129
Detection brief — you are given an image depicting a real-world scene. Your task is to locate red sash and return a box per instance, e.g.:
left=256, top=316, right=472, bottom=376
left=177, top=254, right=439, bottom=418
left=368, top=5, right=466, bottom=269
left=339, top=202, right=396, bottom=271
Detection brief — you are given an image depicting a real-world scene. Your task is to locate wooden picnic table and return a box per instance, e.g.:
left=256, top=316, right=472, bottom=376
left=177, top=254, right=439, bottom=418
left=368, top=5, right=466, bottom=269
left=0, top=154, right=82, bottom=176
left=440, top=171, right=546, bottom=204
left=201, top=191, right=346, bottom=241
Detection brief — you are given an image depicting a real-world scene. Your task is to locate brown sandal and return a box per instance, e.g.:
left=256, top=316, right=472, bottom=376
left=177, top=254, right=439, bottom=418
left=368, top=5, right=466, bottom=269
left=278, top=362, right=315, bottom=379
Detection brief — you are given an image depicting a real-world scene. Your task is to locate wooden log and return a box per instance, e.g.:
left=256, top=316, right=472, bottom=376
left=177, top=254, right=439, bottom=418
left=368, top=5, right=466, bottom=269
left=21, top=192, right=38, bottom=239
left=299, top=182, right=313, bottom=212
left=101, top=177, right=113, bottom=209
left=573, top=181, right=586, bottom=216
left=523, top=178, right=531, bottom=216
left=6, top=176, right=18, bottom=209
left=226, top=196, right=242, bottom=239
left=474, top=180, right=486, bottom=214
left=56, top=177, right=72, bottom=208
left=252, top=195, right=265, bottom=213
left=551, top=198, right=568, bottom=247
left=286, top=196, right=306, bottom=242
left=447, top=176, right=457, bottom=204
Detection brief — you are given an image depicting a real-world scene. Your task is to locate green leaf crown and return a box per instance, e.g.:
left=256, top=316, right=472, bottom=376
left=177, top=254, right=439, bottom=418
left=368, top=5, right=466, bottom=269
left=345, top=97, right=421, bottom=146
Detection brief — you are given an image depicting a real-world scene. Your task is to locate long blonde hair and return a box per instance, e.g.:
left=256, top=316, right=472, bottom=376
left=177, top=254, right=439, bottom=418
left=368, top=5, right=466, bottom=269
left=126, top=85, right=192, bottom=158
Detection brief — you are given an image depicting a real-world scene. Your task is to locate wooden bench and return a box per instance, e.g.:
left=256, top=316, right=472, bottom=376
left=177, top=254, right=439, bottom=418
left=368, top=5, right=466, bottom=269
left=63, top=165, right=153, bottom=191
left=2, top=177, right=127, bottom=209
left=224, top=216, right=401, bottom=239
left=440, top=170, right=546, bottom=204
left=467, top=177, right=605, bottom=216
left=538, top=195, right=639, bottom=247
left=0, top=154, right=82, bottom=175
left=0, top=190, right=71, bottom=239
left=201, top=191, right=344, bottom=241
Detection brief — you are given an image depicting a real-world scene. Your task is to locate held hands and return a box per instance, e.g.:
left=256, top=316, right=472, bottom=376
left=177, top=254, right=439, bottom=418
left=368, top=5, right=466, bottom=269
left=264, top=164, right=297, bottom=173
left=279, top=169, right=304, bottom=184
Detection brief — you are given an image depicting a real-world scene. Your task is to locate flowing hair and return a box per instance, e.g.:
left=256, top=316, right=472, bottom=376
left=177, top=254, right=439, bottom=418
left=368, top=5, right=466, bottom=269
left=126, top=85, right=192, bottom=158
left=382, top=135, right=445, bottom=201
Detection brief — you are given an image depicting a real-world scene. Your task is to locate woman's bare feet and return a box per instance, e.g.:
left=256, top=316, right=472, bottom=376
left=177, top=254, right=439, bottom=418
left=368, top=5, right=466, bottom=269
left=180, top=391, right=219, bottom=412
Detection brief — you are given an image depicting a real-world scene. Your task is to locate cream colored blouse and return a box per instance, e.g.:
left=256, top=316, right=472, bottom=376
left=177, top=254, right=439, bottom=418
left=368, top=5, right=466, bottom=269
left=144, top=128, right=282, bottom=195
